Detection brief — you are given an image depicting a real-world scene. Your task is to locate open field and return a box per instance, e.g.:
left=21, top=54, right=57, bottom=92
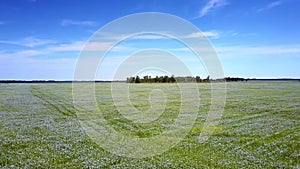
left=0, top=82, right=299, bottom=168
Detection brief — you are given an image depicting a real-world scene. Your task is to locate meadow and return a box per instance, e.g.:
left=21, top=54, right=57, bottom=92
left=0, top=82, right=299, bottom=168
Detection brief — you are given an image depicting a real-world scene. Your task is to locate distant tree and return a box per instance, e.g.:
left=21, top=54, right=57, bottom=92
left=159, top=76, right=164, bottom=83
left=154, top=76, right=159, bottom=83
left=143, top=75, right=149, bottom=83
left=127, top=76, right=135, bottom=83
left=135, top=76, right=140, bottom=83
left=195, top=76, right=201, bottom=83
left=225, top=77, right=245, bottom=82
left=175, top=77, right=184, bottom=83
left=169, top=75, right=176, bottom=83
left=162, top=75, right=168, bottom=83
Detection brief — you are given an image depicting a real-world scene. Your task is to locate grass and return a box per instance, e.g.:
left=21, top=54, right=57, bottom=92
left=0, top=82, right=299, bottom=168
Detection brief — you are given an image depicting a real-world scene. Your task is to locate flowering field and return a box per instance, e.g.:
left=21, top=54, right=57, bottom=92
left=0, top=82, right=299, bottom=168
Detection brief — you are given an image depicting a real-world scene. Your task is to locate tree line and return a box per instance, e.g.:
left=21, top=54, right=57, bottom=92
left=224, top=77, right=246, bottom=82
left=126, top=75, right=211, bottom=83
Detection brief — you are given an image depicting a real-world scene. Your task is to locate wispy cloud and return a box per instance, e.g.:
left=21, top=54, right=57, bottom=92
left=132, top=32, right=220, bottom=40
left=0, top=50, right=48, bottom=60
left=0, top=21, right=4, bottom=25
left=216, top=44, right=300, bottom=58
left=267, top=0, right=283, bottom=8
left=0, top=37, right=55, bottom=47
left=168, top=44, right=300, bottom=57
left=0, top=39, right=133, bottom=61
left=61, top=19, right=97, bottom=26
left=186, top=31, right=220, bottom=38
left=184, top=30, right=240, bottom=39
left=47, top=41, right=131, bottom=52
left=47, top=41, right=85, bottom=51
left=132, top=34, right=169, bottom=40
left=257, top=0, right=283, bottom=12
left=109, top=31, right=221, bottom=40
left=198, top=0, right=229, bottom=18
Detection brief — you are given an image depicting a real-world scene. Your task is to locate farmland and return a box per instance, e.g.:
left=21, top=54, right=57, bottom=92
left=0, top=82, right=299, bottom=168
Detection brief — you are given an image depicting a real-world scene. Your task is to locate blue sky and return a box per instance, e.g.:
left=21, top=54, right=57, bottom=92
left=0, top=0, right=300, bottom=80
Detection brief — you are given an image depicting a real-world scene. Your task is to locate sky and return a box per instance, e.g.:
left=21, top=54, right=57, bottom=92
left=0, top=0, right=300, bottom=80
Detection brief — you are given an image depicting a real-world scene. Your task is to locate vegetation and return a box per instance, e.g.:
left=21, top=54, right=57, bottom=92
left=224, top=77, right=246, bottom=82
left=126, top=75, right=249, bottom=83
left=0, top=82, right=299, bottom=168
left=127, top=75, right=210, bottom=83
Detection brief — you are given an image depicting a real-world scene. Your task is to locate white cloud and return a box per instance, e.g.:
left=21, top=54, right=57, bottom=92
left=47, top=41, right=85, bottom=51
left=216, top=44, right=300, bottom=58
left=132, top=33, right=217, bottom=40
left=0, top=50, right=48, bottom=61
left=186, top=31, right=219, bottom=38
left=91, top=33, right=170, bottom=41
left=198, top=0, right=229, bottom=18
left=221, top=30, right=239, bottom=37
left=61, top=19, right=97, bottom=26
left=132, top=34, right=168, bottom=40
left=267, top=0, right=282, bottom=8
left=186, top=30, right=240, bottom=39
left=168, top=44, right=300, bottom=58
left=0, top=41, right=107, bottom=60
left=0, top=37, right=55, bottom=47
left=14, top=50, right=47, bottom=56
left=47, top=41, right=130, bottom=52
left=257, top=0, right=283, bottom=12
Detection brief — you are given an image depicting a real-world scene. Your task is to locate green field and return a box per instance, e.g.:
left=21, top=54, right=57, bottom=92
left=0, top=82, right=299, bottom=168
